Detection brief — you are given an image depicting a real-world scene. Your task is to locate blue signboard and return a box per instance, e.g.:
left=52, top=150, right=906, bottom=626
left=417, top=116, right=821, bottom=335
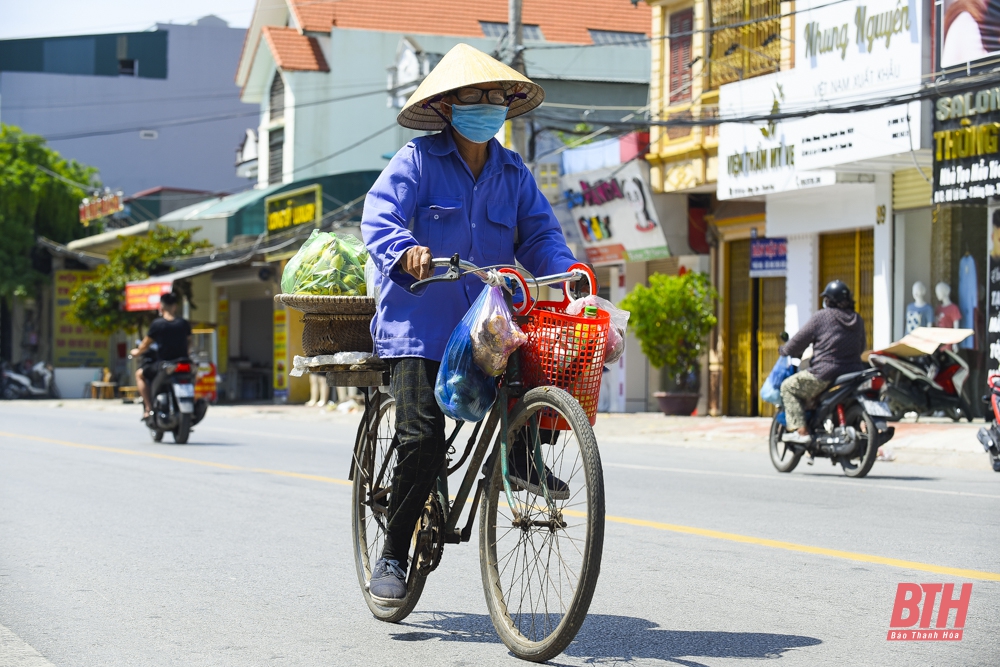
left=749, top=237, right=787, bottom=278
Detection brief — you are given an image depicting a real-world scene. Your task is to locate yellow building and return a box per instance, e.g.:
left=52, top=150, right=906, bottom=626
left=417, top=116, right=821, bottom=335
left=645, top=0, right=792, bottom=415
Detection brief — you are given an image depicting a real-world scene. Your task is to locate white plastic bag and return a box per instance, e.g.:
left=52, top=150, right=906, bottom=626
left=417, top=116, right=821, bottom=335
left=566, top=295, right=630, bottom=364
left=364, top=256, right=380, bottom=302
left=470, top=285, right=528, bottom=376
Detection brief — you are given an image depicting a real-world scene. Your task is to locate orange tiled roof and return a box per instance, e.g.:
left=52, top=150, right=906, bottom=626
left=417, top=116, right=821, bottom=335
left=261, top=26, right=330, bottom=72
left=286, top=0, right=650, bottom=43
left=289, top=0, right=337, bottom=32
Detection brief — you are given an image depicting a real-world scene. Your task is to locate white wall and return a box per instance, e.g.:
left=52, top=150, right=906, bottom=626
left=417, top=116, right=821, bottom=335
left=767, top=182, right=881, bottom=337
left=873, top=173, right=893, bottom=348
left=766, top=183, right=875, bottom=237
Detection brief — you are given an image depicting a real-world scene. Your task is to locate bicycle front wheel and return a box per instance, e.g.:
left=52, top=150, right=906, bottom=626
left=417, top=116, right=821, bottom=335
left=479, top=386, right=605, bottom=662
left=351, top=391, right=425, bottom=622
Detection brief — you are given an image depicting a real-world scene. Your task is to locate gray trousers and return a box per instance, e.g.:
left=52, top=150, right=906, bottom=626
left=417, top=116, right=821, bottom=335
left=780, top=370, right=830, bottom=431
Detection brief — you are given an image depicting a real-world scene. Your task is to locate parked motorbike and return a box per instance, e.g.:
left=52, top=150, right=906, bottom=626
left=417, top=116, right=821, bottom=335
left=769, top=363, right=896, bottom=478
left=865, top=326, right=974, bottom=422
left=1, top=360, right=57, bottom=399
left=141, top=358, right=208, bottom=444
left=976, top=376, right=1000, bottom=472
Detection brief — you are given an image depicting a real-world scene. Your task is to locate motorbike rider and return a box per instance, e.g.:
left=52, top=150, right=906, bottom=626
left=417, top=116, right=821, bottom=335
left=778, top=280, right=867, bottom=444
left=360, top=44, right=578, bottom=606
left=130, top=292, right=191, bottom=420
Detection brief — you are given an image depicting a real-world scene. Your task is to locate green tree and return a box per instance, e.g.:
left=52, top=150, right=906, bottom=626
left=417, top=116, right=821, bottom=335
left=620, top=271, right=719, bottom=392
left=0, top=124, right=100, bottom=298
left=70, top=225, right=211, bottom=335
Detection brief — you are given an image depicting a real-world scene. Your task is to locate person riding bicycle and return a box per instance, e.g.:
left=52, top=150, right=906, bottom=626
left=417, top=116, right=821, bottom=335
left=778, top=280, right=866, bottom=444
left=130, top=292, right=192, bottom=420
left=360, top=44, right=579, bottom=605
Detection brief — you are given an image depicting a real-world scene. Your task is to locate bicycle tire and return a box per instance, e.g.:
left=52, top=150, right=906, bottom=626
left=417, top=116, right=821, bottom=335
left=351, top=393, right=426, bottom=622
left=840, top=405, right=878, bottom=478
left=479, top=386, right=605, bottom=663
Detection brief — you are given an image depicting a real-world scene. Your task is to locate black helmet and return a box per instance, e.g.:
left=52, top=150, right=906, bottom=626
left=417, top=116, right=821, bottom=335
left=821, top=280, right=853, bottom=309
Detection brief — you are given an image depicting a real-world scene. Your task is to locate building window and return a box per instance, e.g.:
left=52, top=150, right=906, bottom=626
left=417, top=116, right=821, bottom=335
left=589, top=29, right=647, bottom=46
left=270, top=73, right=284, bottom=122
left=480, top=21, right=544, bottom=41
left=268, top=128, right=284, bottom=185
left=709, top=0, right=780, bottom=89
left=669, top=9, right=693, bottom=104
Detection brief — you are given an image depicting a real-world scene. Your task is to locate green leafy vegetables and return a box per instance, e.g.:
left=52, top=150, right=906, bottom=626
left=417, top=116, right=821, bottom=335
left=281, top=230, right=369, bottom=296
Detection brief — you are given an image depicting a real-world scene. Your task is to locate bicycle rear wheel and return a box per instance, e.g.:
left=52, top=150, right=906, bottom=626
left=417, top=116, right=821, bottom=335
left=351, top=392, right=425, bottom=622
left=479, top=386, right=605, bottom=662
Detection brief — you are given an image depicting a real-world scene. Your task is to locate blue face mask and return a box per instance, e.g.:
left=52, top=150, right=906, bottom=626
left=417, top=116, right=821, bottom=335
left=449, top=103, right=508, bottom=144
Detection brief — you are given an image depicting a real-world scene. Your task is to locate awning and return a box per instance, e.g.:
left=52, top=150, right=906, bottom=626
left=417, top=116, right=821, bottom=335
left=124, top=258, right=243, bottom=311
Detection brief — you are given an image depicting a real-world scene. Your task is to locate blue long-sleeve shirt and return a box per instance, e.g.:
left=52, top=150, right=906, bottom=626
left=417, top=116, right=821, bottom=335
left=361, top=128, right=577, bottom=361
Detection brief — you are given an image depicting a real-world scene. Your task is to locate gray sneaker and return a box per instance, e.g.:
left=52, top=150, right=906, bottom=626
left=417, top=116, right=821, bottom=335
left=368, top=558, right=407, bottom=607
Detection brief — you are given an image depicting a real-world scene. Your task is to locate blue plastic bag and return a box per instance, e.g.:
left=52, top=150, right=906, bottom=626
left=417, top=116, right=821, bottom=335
left=435, top=286, right=499, bottom=422
left=760, top=356, right=795, bottom=406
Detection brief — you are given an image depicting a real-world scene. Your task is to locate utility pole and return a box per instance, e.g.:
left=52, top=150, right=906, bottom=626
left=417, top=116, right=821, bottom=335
left=508, top=0, right=527, bottom=157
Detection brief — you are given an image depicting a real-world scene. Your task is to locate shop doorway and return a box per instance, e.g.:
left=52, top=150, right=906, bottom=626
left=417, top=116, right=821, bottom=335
left=725, top=239, right=786, bottom=416
left=819, top=229, right=874, bottom=350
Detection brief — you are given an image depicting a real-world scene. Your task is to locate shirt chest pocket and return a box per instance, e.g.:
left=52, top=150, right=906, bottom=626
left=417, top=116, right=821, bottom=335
left=485, top=199, right=516, bottom=263
left=416, top=197, right=465, bottom=255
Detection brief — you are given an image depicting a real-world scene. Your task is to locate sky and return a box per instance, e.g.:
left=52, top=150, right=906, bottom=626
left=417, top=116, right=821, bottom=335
left=0, top=0, right=256, bottom=40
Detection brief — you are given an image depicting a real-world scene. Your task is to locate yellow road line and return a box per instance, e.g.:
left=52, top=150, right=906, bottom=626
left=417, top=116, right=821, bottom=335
left=4, top=430, right=998, bottom=581
left=601, top=513, right=1000, bottom=582
left=0, top=432, right=350, bottom=486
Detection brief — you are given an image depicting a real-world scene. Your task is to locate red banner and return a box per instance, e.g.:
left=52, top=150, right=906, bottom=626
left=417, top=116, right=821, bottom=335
left=124, top=282, right=172, bottom=311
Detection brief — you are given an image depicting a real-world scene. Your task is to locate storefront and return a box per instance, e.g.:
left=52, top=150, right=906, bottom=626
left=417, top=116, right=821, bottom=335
left=928, top=81, right=999, bottom=414
left=714, top=0, right=928, bottom=415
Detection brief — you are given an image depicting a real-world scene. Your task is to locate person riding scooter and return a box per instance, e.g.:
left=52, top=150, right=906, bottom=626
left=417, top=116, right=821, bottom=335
left=778, top=280, right=867, bottom=444
left=130, top=292, right=192, bottom=420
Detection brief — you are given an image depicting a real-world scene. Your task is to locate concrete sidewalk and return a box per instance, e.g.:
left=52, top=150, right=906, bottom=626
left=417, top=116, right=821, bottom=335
left=21, top=398, right=995, bottom=471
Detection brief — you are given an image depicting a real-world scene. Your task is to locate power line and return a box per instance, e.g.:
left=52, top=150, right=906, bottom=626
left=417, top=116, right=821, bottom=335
left=0, top=87, right=387, bottom=143
left=290, top=122, right=398, bottom=175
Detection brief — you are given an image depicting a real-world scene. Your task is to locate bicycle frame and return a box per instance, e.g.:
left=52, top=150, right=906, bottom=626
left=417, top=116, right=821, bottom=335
left=352, top=256, right=596, bottom=545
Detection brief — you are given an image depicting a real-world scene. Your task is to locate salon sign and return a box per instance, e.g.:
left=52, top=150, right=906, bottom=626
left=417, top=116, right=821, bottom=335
left=560, top=161, right=670, bottom=265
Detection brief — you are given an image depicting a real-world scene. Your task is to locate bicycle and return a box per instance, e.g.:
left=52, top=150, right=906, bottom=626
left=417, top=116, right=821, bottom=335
left=349, top=255, right=607, bottom=662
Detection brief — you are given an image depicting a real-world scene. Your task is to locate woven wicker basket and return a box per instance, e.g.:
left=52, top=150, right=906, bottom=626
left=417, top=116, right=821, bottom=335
left=274, top=294, right=375, bottom=355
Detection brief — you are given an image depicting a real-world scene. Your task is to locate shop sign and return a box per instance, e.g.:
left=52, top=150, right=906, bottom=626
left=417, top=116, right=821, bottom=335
left=124, top=281, right=173, bottom=312
left=265, top=184, right=322, bottom=235
left=194, top=361, right=218, bottom=402
left=79, top=191, right=124, bottom=226
left=717, top=0, right=922, bottom=199
left=931, top=85, right=1000, bottom=203
left=937, top=0, right=1000, bottom=71
left=560, top=161, right=670, bottom=265
left=749, top=237, right=788, bottom=277
left=273, top=306, right=288, bottom=401
left=988, top=202, right=1000, bottom=379
left=52, top=271, right=109, bottom=368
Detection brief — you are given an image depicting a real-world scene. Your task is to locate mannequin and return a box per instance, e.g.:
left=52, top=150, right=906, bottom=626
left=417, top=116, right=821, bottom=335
left=305, top=372, right=330, bottom=407
left=905, top=281, right=934, bottom=333
left=935, top=282, right=962, bottom=329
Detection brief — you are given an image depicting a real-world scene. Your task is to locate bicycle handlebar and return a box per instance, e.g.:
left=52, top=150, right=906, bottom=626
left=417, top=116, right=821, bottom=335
left=409, top=254, right=596, bottom=314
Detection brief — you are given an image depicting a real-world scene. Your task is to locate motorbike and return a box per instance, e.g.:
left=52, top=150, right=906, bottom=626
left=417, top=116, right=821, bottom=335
left=1, top=360, right=57, bottom=399
left=865, top=326, right=974, bottom=422
left=141, top=358, right=208, bottom=444
left=976, top=376, right=1000, bottom=472
left=769, top=362, right=896, bottom=478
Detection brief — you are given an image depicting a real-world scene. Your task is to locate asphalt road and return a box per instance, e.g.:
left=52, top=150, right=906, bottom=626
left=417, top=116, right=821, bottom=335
left=1, top=402, right=998, bottom=666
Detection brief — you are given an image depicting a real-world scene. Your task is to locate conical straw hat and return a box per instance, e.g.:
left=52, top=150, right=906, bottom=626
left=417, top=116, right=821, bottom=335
left=397, top=43, right=544, bottom=131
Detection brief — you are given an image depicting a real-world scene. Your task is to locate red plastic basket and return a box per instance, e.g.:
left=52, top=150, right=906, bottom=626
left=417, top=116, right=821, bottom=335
left=520, top=301, right=610, bottom=428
